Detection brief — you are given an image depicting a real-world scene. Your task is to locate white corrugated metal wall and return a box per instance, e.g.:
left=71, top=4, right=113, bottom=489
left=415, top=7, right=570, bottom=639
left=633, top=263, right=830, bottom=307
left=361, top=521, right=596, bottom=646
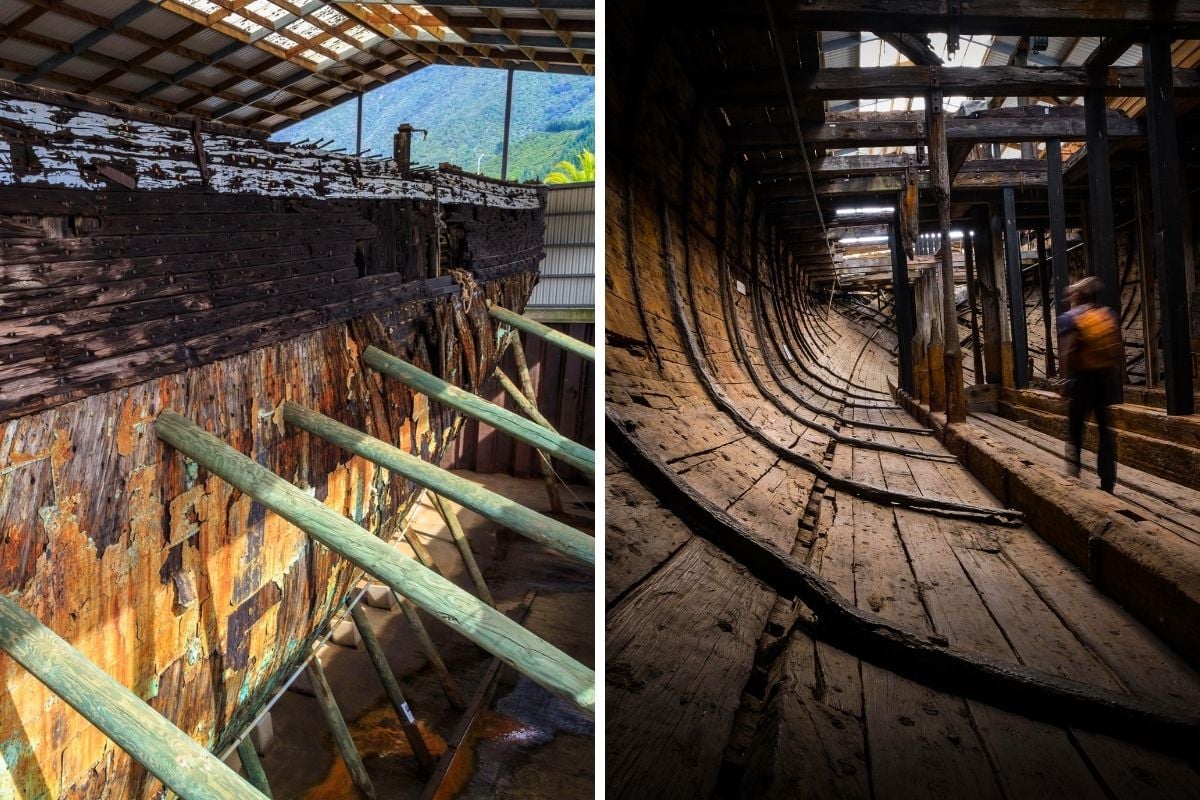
left=530, top=182, right=595, bottom=310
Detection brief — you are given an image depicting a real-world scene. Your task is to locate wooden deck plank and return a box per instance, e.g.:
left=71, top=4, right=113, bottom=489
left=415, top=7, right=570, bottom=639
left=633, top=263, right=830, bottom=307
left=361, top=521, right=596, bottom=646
left=606, top=537, right=776, bottom=800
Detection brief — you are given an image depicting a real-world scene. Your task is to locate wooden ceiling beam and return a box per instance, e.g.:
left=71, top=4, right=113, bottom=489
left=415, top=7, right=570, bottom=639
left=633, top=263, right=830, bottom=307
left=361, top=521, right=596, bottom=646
left=709, top=65, right=1200, bottom=104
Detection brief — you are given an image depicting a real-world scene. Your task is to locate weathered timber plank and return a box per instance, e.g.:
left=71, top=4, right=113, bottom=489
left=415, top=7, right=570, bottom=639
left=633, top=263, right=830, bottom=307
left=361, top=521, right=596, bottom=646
left=606, top=537, right=775, bottom=800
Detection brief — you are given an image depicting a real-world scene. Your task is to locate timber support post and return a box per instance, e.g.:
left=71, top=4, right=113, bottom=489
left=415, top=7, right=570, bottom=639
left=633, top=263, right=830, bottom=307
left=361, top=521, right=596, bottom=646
left=1047, top=138, right=1071, bottom=318
left=1037, top=229, right=1056, bottom=376
left=154, top=410, right=596, bottom=713
left=964, top=230, right=985, bottom=384
left=396, top=596, right=467, bottom=710
left=1144, top=31, right=1195, bottom=414
left=889, top=204, right=915, bottom=395
left=1134, top=157, right=1160, bottom=388
left=927, top=70, right=966, bottom=421
left=1085, top=78, right=1125, bottom=403
left=430, top=492, right=496, bottom=606
left=1002, top=187, right=1030, bottom=389
left=0, top=595, right=270, bottom=800
left=280, top=402, right=593, bottom=565
left=362, top=346, right=596, bottom=477
left=489, top=303, right=597, bottom=362
left=495, top=335, right=566, bottom=514
left=350, top=603, right=436, bottom=773
left=236, top=738, right=273, bottom=798
left=307, top=655, right=378, bottom=800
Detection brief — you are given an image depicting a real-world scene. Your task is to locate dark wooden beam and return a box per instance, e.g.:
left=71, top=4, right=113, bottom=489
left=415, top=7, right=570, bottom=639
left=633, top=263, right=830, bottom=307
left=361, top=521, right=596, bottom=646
left=1036, top=229, right=1057, bottom=376
left=1084, top=35, right=1139, bottom=68
left=891, top=208, right=916, bottom=395
left=964, top=231, right=985, bottom=383
left=1144, top=32, right=1196, bottom=415
left=1046, top=138, right=1072, bottom=319
left=690, top=2, right=1200, bottom=37
left=1085, top=84, right=1122, bottom=333
left=1002, top=187, right=1030, bottom=389
left=728, top=112, right=1143, bottom=151
left=709, top=66, right=1200, bottom=105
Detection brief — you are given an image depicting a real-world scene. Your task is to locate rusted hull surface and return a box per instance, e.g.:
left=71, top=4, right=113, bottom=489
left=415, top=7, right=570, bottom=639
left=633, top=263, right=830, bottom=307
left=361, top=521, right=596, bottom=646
left=0, top=86, right=545, bottom=798
left=0, top=270, right=536, bottom=799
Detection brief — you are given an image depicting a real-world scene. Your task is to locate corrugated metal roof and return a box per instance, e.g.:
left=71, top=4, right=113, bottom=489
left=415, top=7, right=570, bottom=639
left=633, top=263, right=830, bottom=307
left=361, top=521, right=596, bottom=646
left=0, top=0, right=593, bottom=133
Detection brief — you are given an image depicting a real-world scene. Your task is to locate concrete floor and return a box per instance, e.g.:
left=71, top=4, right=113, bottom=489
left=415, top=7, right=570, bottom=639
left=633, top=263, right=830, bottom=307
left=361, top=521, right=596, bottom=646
left=255, top=472, right=594, bottom=799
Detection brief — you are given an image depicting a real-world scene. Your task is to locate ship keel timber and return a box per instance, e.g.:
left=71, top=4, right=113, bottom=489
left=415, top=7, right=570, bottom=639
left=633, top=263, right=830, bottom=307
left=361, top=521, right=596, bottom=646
left=0, top=82, right=591, bottom=798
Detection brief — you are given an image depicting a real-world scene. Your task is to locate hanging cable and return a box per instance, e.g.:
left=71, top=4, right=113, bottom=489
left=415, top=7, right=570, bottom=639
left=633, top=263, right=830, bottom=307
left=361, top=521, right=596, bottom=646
left=762, top=0, right=838, bottom=300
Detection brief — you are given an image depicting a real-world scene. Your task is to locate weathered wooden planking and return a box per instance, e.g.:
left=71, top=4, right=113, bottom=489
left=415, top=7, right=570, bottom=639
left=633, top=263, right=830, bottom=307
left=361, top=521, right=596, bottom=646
left=0, top=95, right=542, bottom=209
left=605, top=455, right=694, bottom=605
left=606, top=537, right=776, bottom=800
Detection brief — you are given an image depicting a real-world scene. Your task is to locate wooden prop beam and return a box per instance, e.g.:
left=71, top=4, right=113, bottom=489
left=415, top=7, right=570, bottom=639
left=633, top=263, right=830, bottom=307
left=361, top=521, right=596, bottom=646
left=154, top=411, right=596, bottom=714
left=709, top=65, right=1200, bottom=104
left=1047, top=138, right=1072, bottom=319
left=1144, top=33, right=1196, bottom=415
left=430, top=493, right=496, bottom=606
left=349, top=603, right=436, bottom=773
left=928, top=79, right=966, bottom=422
left=488, top=303, right=596, bottom=361
left=964, top=233, right=985, bottom=383
left=494, top=367, right=566, bottom=514
left=0, top=595, right=270, bottom=800
left=395, top=596, right=466, bottom=710
left=236, top=738, right=273, bottom=798
left=362, top=346, right=595, bottom=477
left=307, top=656, right=377, bottom=800
left=280, top=402, right=592, bottom=566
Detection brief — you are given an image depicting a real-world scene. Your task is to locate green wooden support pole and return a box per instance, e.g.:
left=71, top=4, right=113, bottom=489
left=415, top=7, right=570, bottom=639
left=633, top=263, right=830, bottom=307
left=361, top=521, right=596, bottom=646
left=349, top=603, right=436, bottom=773
left=155, top=411, right=595, bottom=715
left=488, top=303, right=596, bottom=362
left=0, top=595, right=269, bottom=800
left=430, top=493, right=496, bottom=606
left=494, top=367, right=565, bottom=515
left=236, top=738, right=273, bottom=798
left=362, top=346, right=595, bottom=478
left=281, top=402, right=593, bottom=566
left=306, top=656, right=377, bottom=800
left=395, top=595, right=466, bottom=709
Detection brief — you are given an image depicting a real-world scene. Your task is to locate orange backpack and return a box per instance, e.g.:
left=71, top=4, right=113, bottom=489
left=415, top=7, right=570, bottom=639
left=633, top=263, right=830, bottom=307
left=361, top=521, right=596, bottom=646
left=1073, top=307, right=1121, bottom=371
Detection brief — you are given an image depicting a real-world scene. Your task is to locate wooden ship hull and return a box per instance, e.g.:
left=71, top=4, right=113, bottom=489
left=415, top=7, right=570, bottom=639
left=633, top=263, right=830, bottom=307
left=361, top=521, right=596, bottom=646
left=0, top=83, right=545, bottom=798
left=605, top=4, right=1200, bottom=798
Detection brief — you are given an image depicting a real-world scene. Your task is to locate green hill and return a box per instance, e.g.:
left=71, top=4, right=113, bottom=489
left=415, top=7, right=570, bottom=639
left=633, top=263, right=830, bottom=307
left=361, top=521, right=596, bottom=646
left=271, top=65, right=594, bottom=183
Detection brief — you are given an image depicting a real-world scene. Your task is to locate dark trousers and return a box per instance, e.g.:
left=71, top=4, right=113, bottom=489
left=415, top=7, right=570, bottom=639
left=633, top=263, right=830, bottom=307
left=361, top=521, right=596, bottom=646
left=1067, top=369, right=1116, bottom=492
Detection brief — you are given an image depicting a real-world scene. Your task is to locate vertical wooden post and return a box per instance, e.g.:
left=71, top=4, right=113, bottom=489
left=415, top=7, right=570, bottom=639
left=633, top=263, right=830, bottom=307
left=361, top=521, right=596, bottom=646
left=1047, top=139, right=1071, bottom=318
left=349, top=604, right=436, bottom=773
left=964, top=232, right=985, bottom=384
left=501, top=66, right=515, bottom=180
left=1134, top=158, right=1160, bottom=388
left=1086, top=80, right=1125, bottom=403
left=927, top=265, right=948, bottom=412
left=396, top=596, right=467, bottom=710
left=430, top=493, right=495, bottom=607
left=236, top=739, right=273, bottom=798
left=307, top=656, right=377, bottom=799
left=507, top=334, right=567, bottom=513
left=1144, top=32, right=1195, bottom=414
left=1037, top=229, right=1056, bottom=377
left=972, top=204, right=1004, bottom=385
left=355, top=92, right=363, bottom=157
left=889, top=205, right=915, bottom=395
left=927, top=72, right=966, bottom=421
left=1002, top=187, right=1029, bottom=389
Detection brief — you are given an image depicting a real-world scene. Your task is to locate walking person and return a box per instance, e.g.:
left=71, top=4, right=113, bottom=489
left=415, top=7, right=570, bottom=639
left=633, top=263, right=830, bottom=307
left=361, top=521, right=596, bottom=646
left=1057, top=276, right=1120, bottom=492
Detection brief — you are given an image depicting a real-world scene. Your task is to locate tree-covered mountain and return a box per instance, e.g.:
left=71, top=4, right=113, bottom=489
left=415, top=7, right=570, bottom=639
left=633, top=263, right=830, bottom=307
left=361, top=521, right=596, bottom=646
left=270, top=65, right=594, bottom=183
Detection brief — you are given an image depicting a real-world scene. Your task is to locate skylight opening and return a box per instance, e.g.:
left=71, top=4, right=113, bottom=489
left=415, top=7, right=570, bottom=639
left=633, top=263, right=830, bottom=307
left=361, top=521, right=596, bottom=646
left=836, top=206, right=895, bottom=215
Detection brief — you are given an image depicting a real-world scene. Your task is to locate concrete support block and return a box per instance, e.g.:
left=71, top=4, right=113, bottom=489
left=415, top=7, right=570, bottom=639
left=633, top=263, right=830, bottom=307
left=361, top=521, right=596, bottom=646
left=331, top=618, right=362, bottom=649
left=364, top=583, right=397, bottom=610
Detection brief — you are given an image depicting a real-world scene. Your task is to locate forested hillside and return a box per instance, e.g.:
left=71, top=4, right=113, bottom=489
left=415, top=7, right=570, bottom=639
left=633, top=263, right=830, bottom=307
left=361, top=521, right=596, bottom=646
left=270, top=65, right=594, bottom=182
